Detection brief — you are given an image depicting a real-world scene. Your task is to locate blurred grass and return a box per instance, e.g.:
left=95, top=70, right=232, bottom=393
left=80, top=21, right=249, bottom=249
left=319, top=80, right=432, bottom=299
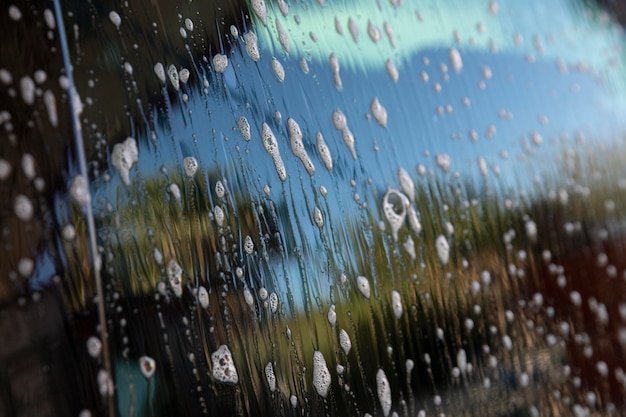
left=52, top=140, right=626, bottom=415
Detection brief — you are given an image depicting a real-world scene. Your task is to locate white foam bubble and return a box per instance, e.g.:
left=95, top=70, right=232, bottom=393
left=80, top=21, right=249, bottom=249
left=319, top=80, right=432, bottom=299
left=367, top=20, right=381, bottom=42
left=397, top=168, right=414, bottom=201
left=109, top=11, right=121, bottom=28
left=139, top=356, right=156, bottom=379
left=154, top=62, right=166, bottom=82
left=313, top=207, right=324, bottom=228
left=244, top=235, right=254, bottom=254
left=386, top=59, right=399, bottom=82
left=214, top=206, right=225, bottom=227
left=168, top=183, right=181, bottom=202
left=435, top=153, right=451, bottom=173
left=213, top=54, right=229, bottom=73
left=312, top=351, right=331, bottom=397
left=269, top=292, right=279, bottom=313
left=0, top=159, right=11, bottom=180
left=403, top=236, right=416, bottom=260
left=341, top=129, right=356, bottom=159
left=316, top=132, right=333, bottom=170
left=198, top=285, right=209, bottom=310
left=357, top=275, right=371, bottom=299
left=86, top=336, right=102, bottom=358
left=21, top=153, right=35, bottom=179
left=449, top=48, right=463, bottom=72
left=478, top=156, right=488, bottom=176
left=212, top=345, right=239, bottom=384
left=20, top=76, right=35, bottom=105
left=382, top=189, right=408, bottom=242
left=288, top=118, right=315, bottom=175
left=376, top=369, right=392, bottom=417
left=327, top=304, right=336, bottom=326
left=44, top=90, right=58, bottom=127
left=262, top=123, right=287, bottom=181
left=272, top=58, right=285, bottom=82
left=370, top=97, right=388, bottom=127
left=244, top=287, right=254, bottom=307
left=244, top=31, right=261, bottom=61
left=391, top=290, right=403, bottom=319
left=111, top=137, right=138, bottom=186
left=8, top=5, right=22, bottom=21
left=18, top=258, right=34, bottom=278
left=179, top=68, right=190, bottom=84
left=339, top=329, right=351, bottom=355
left=14, top=194, right=34, bottom=221
left=237, top=116, right=251, bottom=141
left=251, top=0, right=267, bottom=25
left=69, top=175, right=91, bottom=206
left=276, top=18, right=289, bottom=52
left=348, top=17, right=359, bottom=42
left=457, top=349, right=467, bottom=373
left=525, top=220, right=537, bottom=241
left=184, top=18, right=194, bottom=31
left=329, top=53, right=342, bottom=90
left=265, top=362, right=277, bottom=392
left=183, top=156, right=198, bottom=177
left=436, top=235, right=450, bottom=265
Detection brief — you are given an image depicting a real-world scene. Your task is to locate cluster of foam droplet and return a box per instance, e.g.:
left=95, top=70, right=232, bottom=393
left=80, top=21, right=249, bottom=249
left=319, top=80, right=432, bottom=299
left=265, top=362, right=277, bottom=392
left=215, top=180, right=225, bottom=198
left=244, top=31, right=261, bottom=61
left=376, top=369, right=392, bottom=417
left=237, top=116, right=251, bottom=141
left=312, top=351, right=331, bottom=397
left=183, top=156, right=198, bottom=177
left=339, top=329, right=352, bottom=354
left=272, top=58, right=285, bottom=82
left=251, top=0, right=267, bottom=25
left=288, top=118, right=315, bottom=175
left=332, top=109, right=356, bottom=159
left=214, top=206, right=225, bottom=227
left=212, top=345, right=239, bottom=384
left=167, top=65, right=179, bottom=90
left=244, top=235, right=255, bottom=254
left=262, top=123, right=287, bottom=181
left=316, top=132, right=333, bottom=170
left=213, top=54, right=228, bottom=73
left=167, top=259, right=183, bottom=297
left=111, top=137, right=138, bottom=186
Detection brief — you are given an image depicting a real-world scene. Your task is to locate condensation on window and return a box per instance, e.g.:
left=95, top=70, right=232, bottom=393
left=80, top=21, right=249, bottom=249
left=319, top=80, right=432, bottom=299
left=2, top=1, right=626, bottom=416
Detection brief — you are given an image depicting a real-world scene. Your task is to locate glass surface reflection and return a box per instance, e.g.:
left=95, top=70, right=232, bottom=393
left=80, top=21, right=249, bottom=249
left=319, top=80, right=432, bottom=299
left=2, top=0, right=626, bottom=416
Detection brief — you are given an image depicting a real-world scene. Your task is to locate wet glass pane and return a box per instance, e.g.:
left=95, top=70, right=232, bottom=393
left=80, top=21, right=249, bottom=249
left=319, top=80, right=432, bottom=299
left=2, top=0, right=626, bottom=416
